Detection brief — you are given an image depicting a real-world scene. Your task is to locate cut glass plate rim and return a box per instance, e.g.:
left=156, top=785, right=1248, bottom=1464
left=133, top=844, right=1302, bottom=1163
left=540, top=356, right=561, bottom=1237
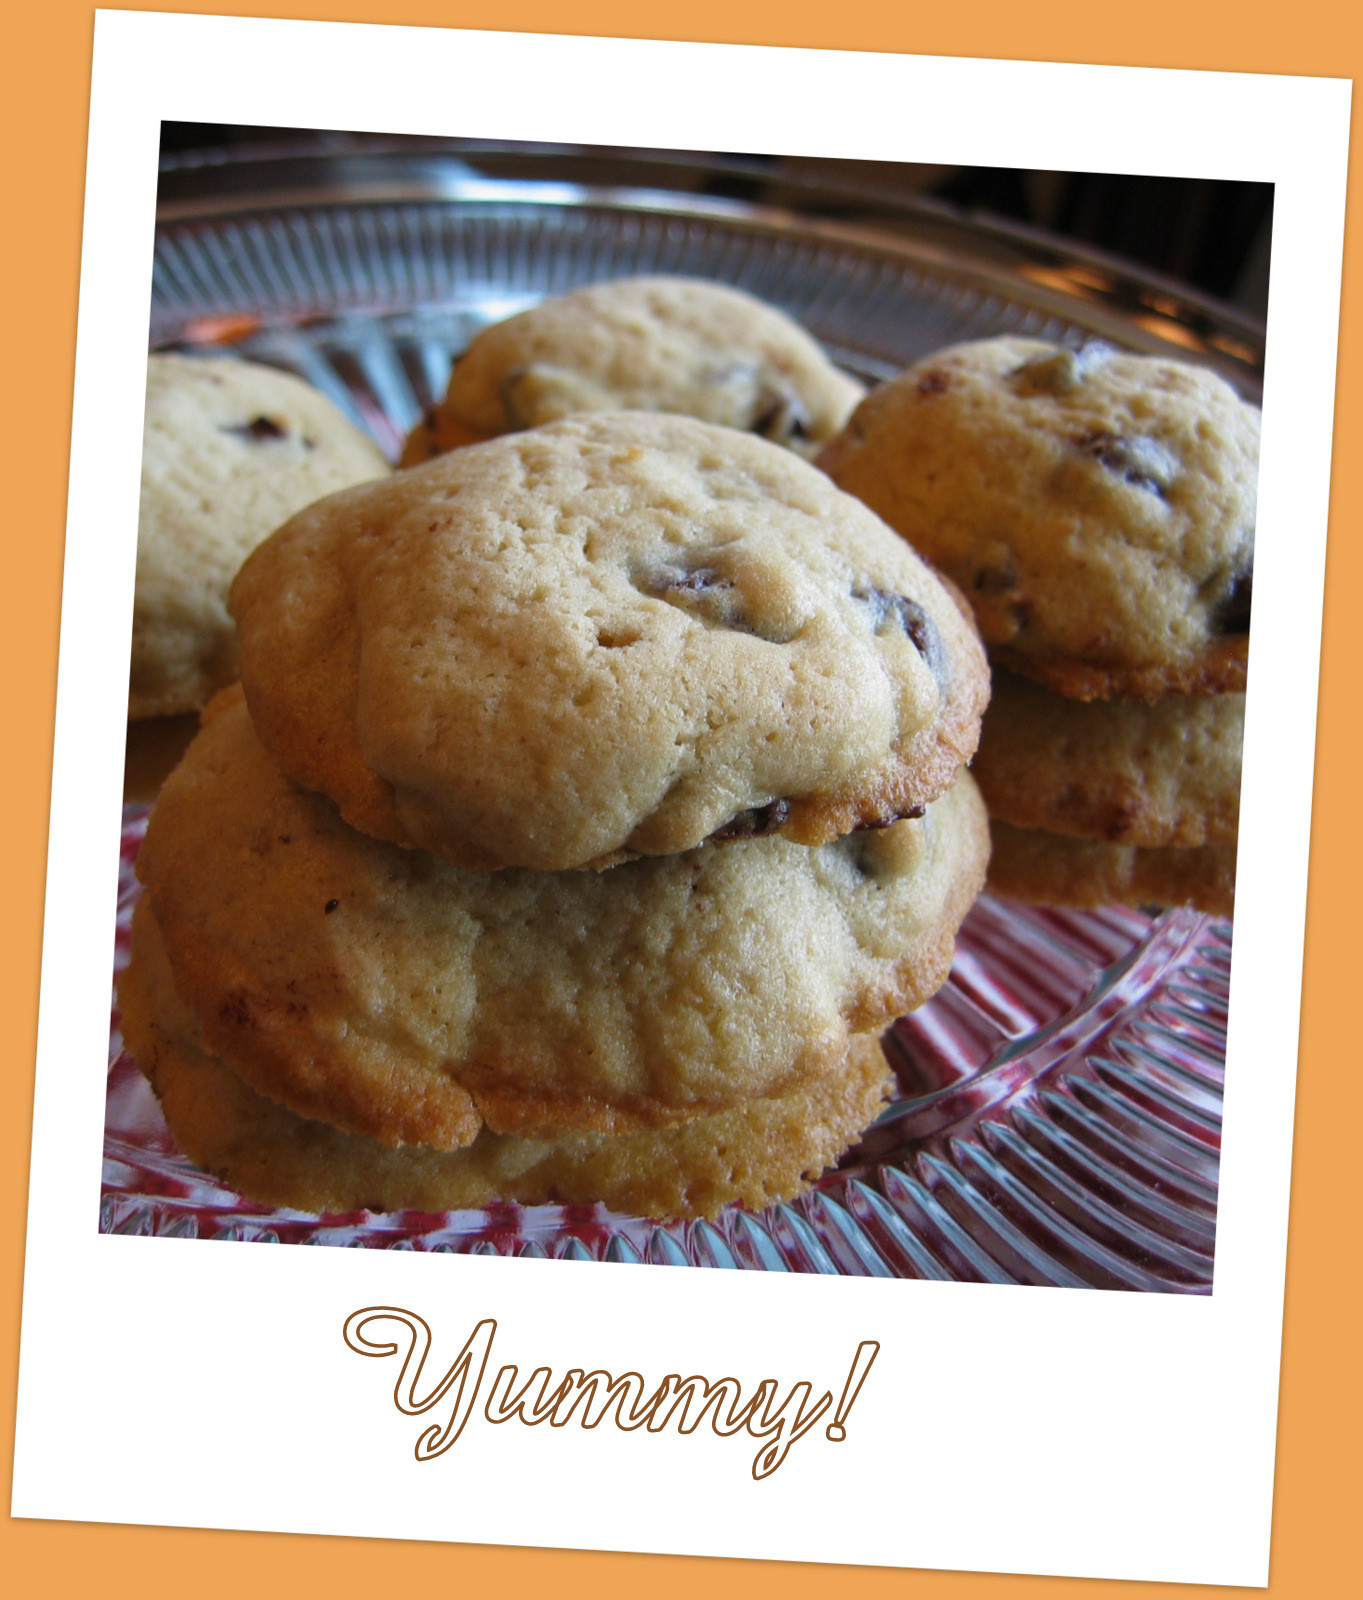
left=152, top=141, right=1265, bottom=384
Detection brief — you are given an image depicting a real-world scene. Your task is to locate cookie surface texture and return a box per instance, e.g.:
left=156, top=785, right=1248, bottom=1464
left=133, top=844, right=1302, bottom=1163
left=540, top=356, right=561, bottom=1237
left=820, top=337, right=1258, bottom=700
left=135, top=689, right=989, bottom=1150
left=133, top=353, right=390, bottom=718
left=987, top=820, right=1235, bottom=916
left=233, top=412, right=990, bottom=871
left=971, top=669, right=1244, bottom=847
left=120, top=905, right=893, bottom=1221
left=400, top=275, right=864, bottom=464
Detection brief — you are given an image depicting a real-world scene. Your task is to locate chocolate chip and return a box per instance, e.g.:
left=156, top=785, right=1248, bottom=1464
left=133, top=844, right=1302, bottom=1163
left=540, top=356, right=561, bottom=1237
left=500, top=368, right=535, bottom=429
left=750, top=383, right=812, bottom=445
left=500, top=363, right=607, bottom=429
left=840, top=807, right=928, bottom=875
left=916, top=369, right=950, bottom=396
left=973, top=561, right=1017, bottom=598
left=839, top=833, right=877, bottom=876
left=892, top=600, right=935, bottom=658
left=853, top=804, right=925, bottom=830
left=854, top=585, right=938, bottom=664
left=1076, top=430, right=1177, bottom=495
left=222, top=415, right=289, bottom=442
left=839, top=828, right=908, bottom=880
left=324, top=899, right=340, bottom=914
left=710, top=799, right=793, bottom=841
left=638, top=563, right=748, bottom=634
left=1212, top=567, right=1252, bottom=634
left=659, top=566, right=725, bottom=595
left=1012, top=343, right=1114, bottom=396
left=698, top=363, right=813, bottom=446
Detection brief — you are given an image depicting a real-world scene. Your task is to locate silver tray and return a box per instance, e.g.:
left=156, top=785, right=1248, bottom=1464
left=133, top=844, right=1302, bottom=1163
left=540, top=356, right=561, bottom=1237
left=106, top=154, right=1239, bottom=1286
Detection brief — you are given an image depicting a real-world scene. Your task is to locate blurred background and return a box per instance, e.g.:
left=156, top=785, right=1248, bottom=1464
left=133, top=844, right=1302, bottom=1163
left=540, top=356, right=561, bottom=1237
left=158, top=126, right=1273, bottom=323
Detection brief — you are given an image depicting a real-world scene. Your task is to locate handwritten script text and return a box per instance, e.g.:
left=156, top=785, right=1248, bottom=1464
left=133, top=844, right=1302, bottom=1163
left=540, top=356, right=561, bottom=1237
left=343, top=1307, right=879, bottom=1480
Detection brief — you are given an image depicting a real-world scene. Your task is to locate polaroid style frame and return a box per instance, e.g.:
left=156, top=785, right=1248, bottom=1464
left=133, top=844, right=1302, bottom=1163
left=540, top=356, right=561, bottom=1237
left=11, top=10, right=1350, bottom=1585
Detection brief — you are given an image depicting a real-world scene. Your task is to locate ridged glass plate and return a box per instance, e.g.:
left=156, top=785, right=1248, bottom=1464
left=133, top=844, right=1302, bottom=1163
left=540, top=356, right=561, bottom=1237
left=107, top=169, right=1236, bottom=1286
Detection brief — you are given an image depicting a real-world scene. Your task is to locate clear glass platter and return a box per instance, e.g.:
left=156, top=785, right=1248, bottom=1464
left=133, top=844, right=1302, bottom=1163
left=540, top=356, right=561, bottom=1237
left=106, top=163, right=1239, bottom=1286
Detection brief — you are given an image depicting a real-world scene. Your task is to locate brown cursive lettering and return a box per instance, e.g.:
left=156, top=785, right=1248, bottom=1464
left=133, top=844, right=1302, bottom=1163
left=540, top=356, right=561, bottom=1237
left=343, top=1308, right=880, bottom=1480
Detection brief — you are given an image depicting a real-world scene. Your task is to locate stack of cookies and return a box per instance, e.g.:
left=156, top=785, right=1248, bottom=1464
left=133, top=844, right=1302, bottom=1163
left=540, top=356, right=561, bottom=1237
left=120, top=410, right=991, bottom=1221
left=821, top=336, right=1257, bottom=915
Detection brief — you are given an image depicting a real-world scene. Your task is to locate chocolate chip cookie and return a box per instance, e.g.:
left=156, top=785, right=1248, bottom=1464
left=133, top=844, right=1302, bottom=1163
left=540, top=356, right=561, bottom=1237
left=132, top=354, right=390, bottom=718
left=820, top=336, right=1258, bottom=701
left=987, top=821, right=1235, bottom=917
left=971, top=668, right=1243, bottom=847
left=400, top=276, right=864, bottom=464
left=233, top=413, right=989, bottom=872
left=132, top=688, right=989, bottom=1151
left=121, top=901, right=894, bottom=1221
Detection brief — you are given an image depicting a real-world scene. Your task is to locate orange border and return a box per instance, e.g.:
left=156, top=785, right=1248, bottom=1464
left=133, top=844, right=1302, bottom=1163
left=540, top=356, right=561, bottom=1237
left=3, top=4, right=1358, bottom=1596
